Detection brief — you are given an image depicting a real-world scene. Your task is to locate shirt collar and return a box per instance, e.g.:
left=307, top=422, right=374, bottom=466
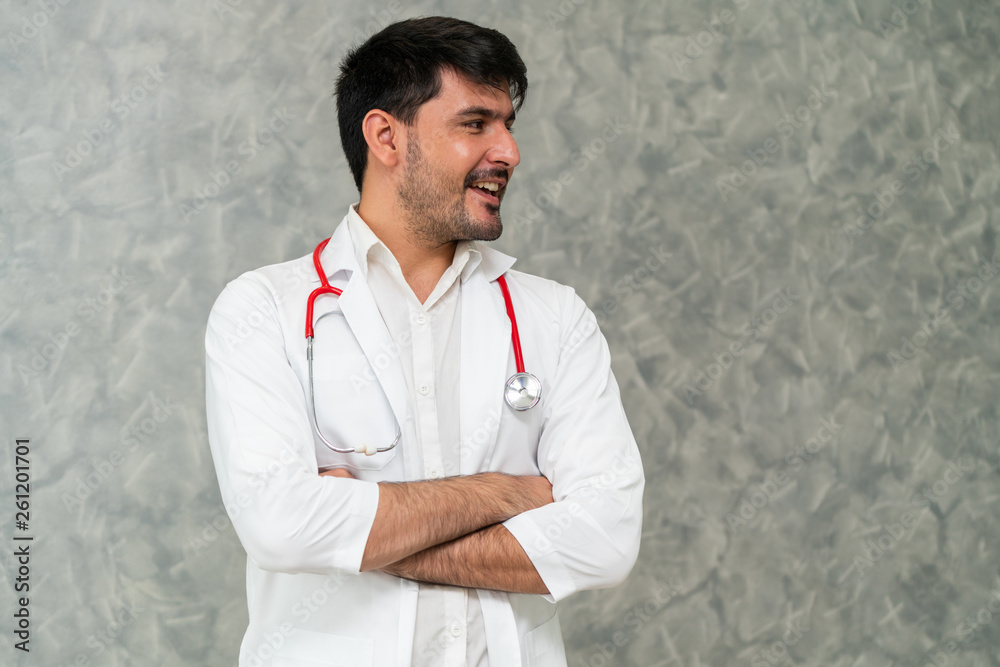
left=345, top=202, right=486, bottom=284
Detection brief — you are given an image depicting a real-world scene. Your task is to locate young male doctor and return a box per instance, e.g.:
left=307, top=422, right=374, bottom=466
left=205, top=16, right=644, bottom=667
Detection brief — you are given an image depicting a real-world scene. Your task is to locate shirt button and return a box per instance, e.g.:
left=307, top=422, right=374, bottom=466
left=429, top=469, right=443, bottom=479
left=419, top=384, right=431, bottom=396
left=415, top=313, right=427, bottom=325
left=450, top=623, right=464, bottom=637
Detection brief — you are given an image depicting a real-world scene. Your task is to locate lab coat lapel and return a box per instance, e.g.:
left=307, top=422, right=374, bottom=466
left=338, top=277, right=413, bottom=458
left=459, top=263, right=513, bottom=475
left=315, top=219, right=421, bottom=480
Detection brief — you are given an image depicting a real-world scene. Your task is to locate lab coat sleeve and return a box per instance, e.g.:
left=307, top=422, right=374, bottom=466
left=204, top=272, right=379, bottom=575
left=502, top=288, right=644, bottom=603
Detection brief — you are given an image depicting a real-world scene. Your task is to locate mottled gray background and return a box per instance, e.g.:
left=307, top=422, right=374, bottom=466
left=2, top=0, right=999, bottom=665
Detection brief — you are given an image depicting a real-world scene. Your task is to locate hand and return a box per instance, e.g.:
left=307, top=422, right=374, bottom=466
left=518, top=475, right=554, bottom=511
left=319, top=467, right=355, bottom=479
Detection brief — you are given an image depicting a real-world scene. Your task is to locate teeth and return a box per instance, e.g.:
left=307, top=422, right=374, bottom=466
left=471, top=181, right=500, bottom=192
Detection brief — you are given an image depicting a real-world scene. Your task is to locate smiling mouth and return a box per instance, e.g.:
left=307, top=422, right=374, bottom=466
left=468, top=185, right=500, bottom=206
left=467, top=180, right=504, bottom=206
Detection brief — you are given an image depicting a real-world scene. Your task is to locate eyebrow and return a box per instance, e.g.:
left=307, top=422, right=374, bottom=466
left=454, top=105, right=516, bottom=124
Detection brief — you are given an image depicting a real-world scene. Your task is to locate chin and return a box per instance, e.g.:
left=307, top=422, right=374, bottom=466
left=479, top=225, right=503, bottom=242
left=468, top=215, right=502, bottom=242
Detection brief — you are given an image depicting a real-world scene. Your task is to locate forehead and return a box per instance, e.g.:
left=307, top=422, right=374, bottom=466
left=420, top=67, right=514, bottom=118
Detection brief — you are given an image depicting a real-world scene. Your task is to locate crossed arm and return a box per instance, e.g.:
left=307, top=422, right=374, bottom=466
left=321, top=468, right=552, bottom=595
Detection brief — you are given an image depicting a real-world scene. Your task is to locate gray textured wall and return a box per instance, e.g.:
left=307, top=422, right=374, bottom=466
left=2, top=0, right=999, bottom=665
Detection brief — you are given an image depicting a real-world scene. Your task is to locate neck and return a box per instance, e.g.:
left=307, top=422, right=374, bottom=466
left=356, top=195, right=456, bottom=305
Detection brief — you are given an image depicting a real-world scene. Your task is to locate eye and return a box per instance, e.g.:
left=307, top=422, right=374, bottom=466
left=466, top=120, right=484, bottom=130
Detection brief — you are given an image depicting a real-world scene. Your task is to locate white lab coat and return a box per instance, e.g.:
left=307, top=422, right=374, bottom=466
left=204, top=211, right=645, bottom=667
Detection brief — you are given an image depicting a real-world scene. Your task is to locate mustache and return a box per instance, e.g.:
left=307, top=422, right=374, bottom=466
left=464, top=168, right=510, bottom=187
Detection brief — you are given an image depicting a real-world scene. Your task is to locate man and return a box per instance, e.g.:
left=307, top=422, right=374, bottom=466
left=205, top=16, right=644, bottom=667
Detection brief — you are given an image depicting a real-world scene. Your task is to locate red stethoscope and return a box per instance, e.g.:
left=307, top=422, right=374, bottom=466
left=305, top=237, right=542, bottom=455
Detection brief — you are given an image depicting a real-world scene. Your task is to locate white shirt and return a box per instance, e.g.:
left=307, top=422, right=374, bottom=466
left=203, top=203, right=644, bottom=667
left=345, top=205, right=488, bottom=666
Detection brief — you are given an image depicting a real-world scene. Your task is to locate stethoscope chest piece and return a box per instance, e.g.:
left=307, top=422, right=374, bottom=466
left=504, top=372, right=542, bottom=411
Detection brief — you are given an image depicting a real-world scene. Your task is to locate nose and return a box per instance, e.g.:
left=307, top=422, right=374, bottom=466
left=489, top=126, right=520, bottom=170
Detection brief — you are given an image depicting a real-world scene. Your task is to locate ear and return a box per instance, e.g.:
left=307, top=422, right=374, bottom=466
left=362, top=109, right=401, bottom=169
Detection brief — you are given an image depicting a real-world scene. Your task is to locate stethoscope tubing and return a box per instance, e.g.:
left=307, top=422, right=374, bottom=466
left=305, top=236, right=542, bottom=455
left=307, top=238, right=399, bottom=455
left=496, top=274, right=524, bottom=373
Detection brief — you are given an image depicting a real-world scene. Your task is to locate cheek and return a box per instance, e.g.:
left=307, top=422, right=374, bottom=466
left=454, top=150, right=480, bottom=176
left=440, top=135, right=482, bottom=164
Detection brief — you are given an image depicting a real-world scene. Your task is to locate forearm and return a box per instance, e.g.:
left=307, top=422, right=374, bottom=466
left=380, top=524, right=549, bottom=595
left=360, top=473, right=551, bottom=572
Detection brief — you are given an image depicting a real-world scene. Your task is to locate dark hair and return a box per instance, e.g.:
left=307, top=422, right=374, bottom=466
left=334, top=16, right=528, bottom=193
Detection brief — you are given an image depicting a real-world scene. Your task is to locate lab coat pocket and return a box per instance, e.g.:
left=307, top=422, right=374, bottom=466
left=272, top=628, right=374, bottom=666
left=524, top=612, right=567, bottom=666
left=487, top=400, right=546, bottom=474
left=310, top=352, right=399, bottom=472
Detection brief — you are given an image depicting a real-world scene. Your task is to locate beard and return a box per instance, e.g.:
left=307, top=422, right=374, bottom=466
left=397, top=134, right=504, bottom=247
